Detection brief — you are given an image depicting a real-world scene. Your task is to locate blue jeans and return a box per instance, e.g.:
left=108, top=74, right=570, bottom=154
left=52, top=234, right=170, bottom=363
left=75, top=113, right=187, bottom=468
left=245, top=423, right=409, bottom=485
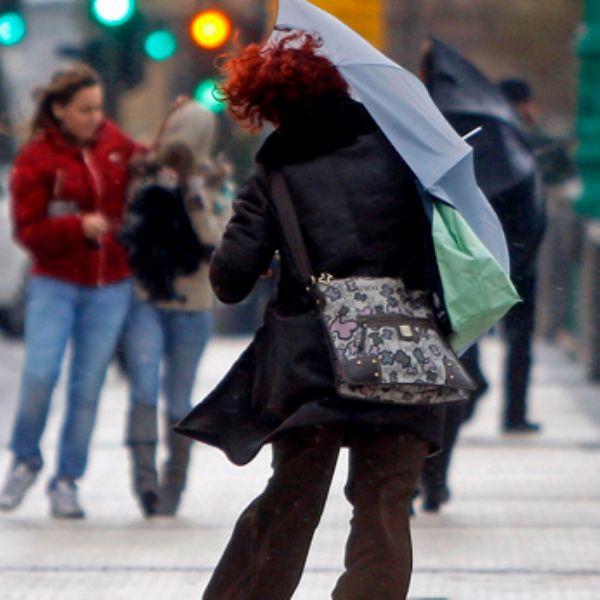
left=122, top=297, right=211, bottom=422
left=10, top=276, right=132, bottom=481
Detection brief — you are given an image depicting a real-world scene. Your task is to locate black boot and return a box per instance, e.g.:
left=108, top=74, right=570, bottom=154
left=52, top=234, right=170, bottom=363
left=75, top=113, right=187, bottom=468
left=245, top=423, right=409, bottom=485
left=156, top=422, right=192, bottom=517
left=127, top=404, right=160, bottom=517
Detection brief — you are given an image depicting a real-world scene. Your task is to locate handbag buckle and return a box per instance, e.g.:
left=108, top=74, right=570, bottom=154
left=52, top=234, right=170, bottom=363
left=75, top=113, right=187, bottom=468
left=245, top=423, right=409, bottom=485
left=398, top=324, right=414, bottom=339
left=318, top=272, right=334, bottom=284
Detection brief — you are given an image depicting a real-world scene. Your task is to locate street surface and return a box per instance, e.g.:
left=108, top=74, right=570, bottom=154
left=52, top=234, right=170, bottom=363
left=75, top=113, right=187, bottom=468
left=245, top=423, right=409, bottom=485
left=0, top=333, right=599, bottom=599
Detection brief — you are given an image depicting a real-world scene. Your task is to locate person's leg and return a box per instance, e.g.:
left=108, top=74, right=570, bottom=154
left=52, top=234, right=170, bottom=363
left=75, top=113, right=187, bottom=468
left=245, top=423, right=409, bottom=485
left=203, top=426, right=343, bottom=600
left=332, top=431, right=428, bottom=600
left=416, top=344, right=488, bottom=514
left=158, top=310, right=212, bottom=515
left=121, top=296, right=163, bottom=516
left=56, top=280, right=131, bottom=482
left=11, top=278, right=77, bottom=466
left=162, top=310, right=211, bottom=422
left=421, top=404, right=464, bottom=512
left=459, top=343, right=488, bottom=423
left=502, top=273, right=538, bottom=430
left=0, top=278, right=76, bottom=510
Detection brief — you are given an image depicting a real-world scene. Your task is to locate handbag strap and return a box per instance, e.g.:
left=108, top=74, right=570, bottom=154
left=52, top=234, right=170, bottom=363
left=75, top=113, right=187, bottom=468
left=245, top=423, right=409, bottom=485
left=270, top=171, right=315, bottom=285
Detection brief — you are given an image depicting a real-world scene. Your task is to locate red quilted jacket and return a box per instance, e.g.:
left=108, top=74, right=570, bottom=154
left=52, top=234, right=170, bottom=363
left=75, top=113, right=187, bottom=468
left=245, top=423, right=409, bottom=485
left=10, top=120, right=140, bottom=286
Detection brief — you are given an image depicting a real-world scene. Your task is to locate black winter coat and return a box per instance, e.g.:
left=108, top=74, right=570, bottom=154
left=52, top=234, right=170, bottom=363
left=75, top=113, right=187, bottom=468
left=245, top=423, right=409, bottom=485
left=176, top=97, right=445, bottom=464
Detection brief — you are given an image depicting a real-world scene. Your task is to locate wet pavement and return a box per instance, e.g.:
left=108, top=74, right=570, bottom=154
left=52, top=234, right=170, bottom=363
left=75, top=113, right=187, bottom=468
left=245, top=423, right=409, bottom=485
left=0, top=333, right=599, bottom=599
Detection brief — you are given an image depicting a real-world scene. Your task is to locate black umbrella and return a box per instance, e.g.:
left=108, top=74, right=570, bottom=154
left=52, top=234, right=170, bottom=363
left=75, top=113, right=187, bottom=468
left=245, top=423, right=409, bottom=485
left=424, top=37, right=537, bottom=198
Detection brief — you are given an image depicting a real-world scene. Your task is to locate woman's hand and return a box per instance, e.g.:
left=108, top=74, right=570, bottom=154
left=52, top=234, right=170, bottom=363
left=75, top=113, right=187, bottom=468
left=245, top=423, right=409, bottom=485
left=82, top=213, right=110, bottom=242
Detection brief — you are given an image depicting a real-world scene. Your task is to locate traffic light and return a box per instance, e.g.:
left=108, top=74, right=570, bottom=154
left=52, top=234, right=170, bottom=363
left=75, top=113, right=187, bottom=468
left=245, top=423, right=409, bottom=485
left=186, top=9, right=234, bottom=114
left=193, top=78, right=226, bottom=114
left=86, top=1, right=146, bottom=91
left=0, top=1, right=26, bottom=46
left=144, top=28, right=177, bottom=62
left=89, top=0, right=136, bottom=28
left=190, top=9, right=232, bottom=50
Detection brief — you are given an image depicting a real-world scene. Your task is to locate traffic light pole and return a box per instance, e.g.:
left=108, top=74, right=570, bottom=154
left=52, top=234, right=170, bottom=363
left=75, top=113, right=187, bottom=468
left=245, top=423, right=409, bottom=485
left=576, top=0, right=600, bottom=219
left=575, top=0, right=600, bottom=381
left=92, top=35, right=122, bottom=119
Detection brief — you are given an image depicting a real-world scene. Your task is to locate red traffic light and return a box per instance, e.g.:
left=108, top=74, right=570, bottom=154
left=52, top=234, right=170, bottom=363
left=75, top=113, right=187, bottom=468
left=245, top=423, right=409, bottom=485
left=190, top=9, right=231, bottom=50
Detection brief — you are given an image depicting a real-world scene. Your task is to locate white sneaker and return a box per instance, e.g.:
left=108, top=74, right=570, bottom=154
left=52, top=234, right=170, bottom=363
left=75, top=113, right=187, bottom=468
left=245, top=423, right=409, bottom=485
left=0, top=462, right=39, bottom=511
left=48, top=478, right=85, bottom=519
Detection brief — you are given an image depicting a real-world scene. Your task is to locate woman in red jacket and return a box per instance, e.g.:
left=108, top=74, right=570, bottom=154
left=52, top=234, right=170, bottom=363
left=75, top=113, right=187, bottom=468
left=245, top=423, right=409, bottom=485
left=0, top=65, right=138, bottom=518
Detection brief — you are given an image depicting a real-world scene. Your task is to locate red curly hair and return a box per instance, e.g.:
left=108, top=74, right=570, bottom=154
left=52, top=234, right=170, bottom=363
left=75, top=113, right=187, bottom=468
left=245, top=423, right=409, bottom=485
left=218, top=32, right=350, bottom=130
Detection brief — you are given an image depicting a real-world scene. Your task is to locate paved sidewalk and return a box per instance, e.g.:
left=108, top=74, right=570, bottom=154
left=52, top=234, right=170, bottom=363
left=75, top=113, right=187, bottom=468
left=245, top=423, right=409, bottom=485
left=0, top=335, right=599, bottom=599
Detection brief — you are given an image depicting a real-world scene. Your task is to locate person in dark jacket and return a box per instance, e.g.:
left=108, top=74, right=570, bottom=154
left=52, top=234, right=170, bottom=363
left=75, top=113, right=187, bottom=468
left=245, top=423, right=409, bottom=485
left=459, top=80, right=546, bottom=435
left=499, top=78, right=578, bottom=187
left=418, top=48, right=545, bottom=515
left=195, top=33, right=449, bottom=600
left=0, top=65, right=139, bottom=518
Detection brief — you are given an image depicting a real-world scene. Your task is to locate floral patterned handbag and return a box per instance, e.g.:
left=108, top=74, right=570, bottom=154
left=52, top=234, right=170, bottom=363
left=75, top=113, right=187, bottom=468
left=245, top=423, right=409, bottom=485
left=271, top=173, right=474, bottom=406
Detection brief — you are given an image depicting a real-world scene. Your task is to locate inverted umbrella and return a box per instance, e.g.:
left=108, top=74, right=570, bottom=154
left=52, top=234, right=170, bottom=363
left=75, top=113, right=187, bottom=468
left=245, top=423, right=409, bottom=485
left=272, top=0, right=509, bottom=272
left=271, top=0, right=519, bottom=350
left=424, top=37, right=537, bottom=198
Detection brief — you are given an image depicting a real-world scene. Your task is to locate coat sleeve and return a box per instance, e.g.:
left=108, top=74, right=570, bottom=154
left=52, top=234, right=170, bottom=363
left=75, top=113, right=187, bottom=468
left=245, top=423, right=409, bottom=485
left=209, top=168, right=279, bottom=304
left=10, top=146, right=88, bottom=257
left=103, top=133, right=147, bottom=232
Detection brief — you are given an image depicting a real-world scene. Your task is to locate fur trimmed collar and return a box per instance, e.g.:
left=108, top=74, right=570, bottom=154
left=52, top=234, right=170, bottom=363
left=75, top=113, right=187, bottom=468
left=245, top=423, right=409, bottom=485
left=255, top=97, right=377, bottom=168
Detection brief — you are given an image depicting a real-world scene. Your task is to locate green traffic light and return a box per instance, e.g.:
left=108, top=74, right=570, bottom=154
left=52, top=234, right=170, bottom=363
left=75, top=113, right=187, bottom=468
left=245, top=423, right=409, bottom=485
left=144, top=30, right=177, bottom=61
left=0, top=11, right=26, bottom=46
left=194, top=79, right=226, bottom=114
left=90, top=0, right=136, bottom=27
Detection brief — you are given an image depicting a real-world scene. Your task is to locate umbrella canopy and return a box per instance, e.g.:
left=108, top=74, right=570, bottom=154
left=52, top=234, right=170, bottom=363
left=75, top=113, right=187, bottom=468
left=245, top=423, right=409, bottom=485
left=424, top=38, right=537, bottom=198
left=272, top=0, right=509, bottom=273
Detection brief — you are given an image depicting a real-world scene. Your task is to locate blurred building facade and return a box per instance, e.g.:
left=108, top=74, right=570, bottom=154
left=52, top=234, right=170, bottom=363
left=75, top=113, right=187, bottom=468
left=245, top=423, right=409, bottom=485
left=115, top=1, right=581, bottom=139
left=0, top=2, right=580, bottom=144
left=2, top=1, right=596, bottom=375
left=395, top=0, right=580, bottom=128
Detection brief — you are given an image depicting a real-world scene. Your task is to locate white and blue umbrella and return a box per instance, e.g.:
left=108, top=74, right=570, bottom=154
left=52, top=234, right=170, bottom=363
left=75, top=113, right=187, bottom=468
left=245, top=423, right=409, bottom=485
left=271, top=0, right=510, bottom=273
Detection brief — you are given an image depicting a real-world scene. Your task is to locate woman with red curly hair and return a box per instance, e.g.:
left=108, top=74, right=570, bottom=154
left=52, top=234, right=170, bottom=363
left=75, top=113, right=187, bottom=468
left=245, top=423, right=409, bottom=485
left=192, top=33, right=444, bottom=600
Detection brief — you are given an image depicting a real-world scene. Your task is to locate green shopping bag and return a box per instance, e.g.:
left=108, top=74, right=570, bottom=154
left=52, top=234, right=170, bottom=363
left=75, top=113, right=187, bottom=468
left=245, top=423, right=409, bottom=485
left=431, top=200, right=521, bottom=351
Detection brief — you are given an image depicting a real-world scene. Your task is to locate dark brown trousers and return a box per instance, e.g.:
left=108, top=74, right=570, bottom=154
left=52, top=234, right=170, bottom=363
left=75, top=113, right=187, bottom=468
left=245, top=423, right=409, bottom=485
left=203, top=426, right=428, bottom=600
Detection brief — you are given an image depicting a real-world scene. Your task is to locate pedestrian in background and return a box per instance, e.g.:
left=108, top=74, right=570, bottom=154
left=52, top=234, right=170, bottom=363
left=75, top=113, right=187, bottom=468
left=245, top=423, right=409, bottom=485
left=499, top=78, right=578, bottom=190
left=460, top=78, right=578, bottom=436
left=0, top=65, right=138, bottom=518
left=491, top=78, right=548, bottom=433
left=450, top=76, right=547, bottom=435
left=417, top=43, right=546, bottom=514
left=120, top=99, right=231, bottom=517
left=195, top=32, right=448, bottom=600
